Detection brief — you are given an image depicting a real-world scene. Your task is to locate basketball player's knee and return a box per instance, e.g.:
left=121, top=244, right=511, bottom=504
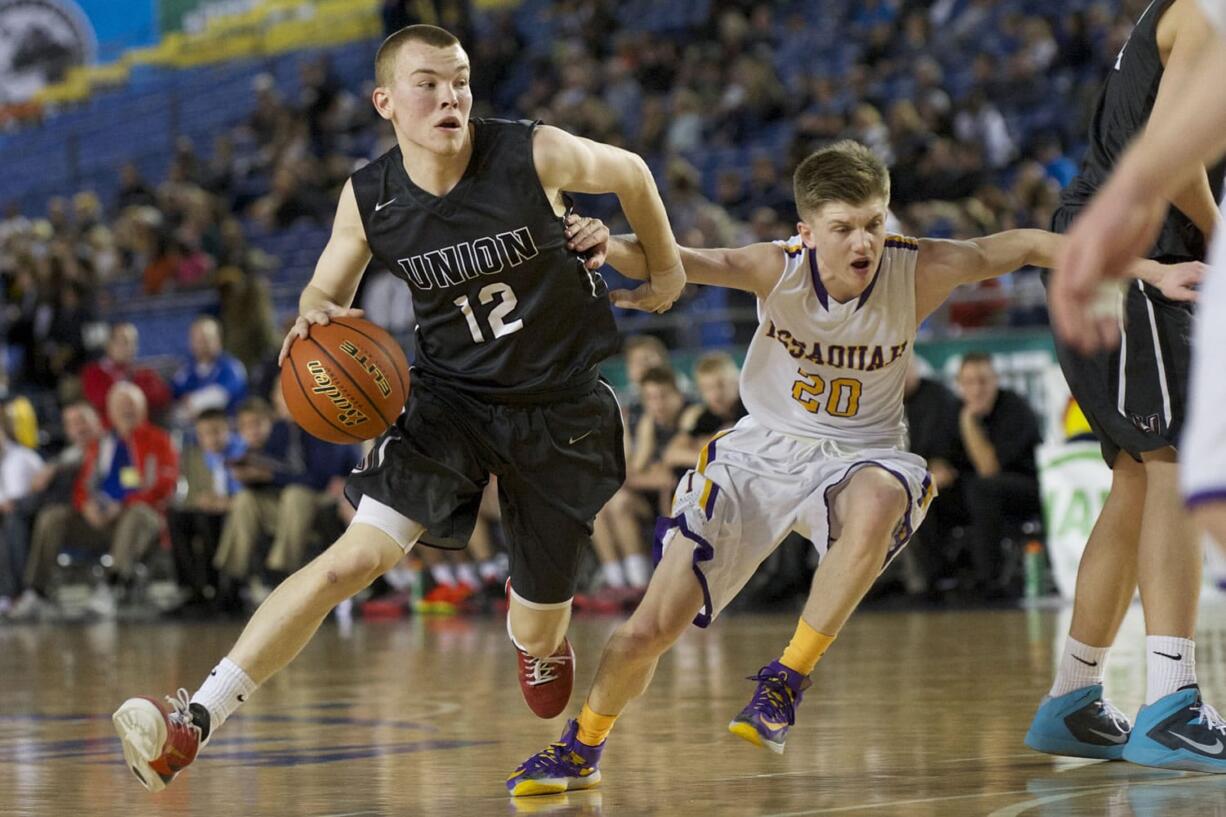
left=854, top=471, right=908, bottom=520
left=320, top=537, right=388, bottom=592
left=613, top=610, right=685, bottom=659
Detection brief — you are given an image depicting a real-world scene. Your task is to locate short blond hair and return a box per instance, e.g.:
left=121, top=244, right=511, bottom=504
left=375, top=24, right=461, bottom=87
left=694, top=351, right=738, bottom=378
left=793, top=140, right=890, bottom=220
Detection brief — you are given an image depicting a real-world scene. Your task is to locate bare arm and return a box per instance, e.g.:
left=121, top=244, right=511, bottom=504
left=278, top=180, right=371, bottom=364
left=1153, top=0, right=1221, bottom=238
left=607, top=234, right=783, bottom=299
left=959, top=409, right=1001, bottom=477
left=915, top=230, right=1204, bottom=321
left=1051, top=20, right=1226, bottom=353
left=533, top=125, right=683, bottom=311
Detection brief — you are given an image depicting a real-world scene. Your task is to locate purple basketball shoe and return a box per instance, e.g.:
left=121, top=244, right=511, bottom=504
left=728, top=660, right=812, bottom=754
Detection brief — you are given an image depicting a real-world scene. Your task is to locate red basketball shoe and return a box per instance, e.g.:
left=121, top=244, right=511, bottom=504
left=113, top=690, right=206, bottom=792
left=517, top=638, right=575, bottom=718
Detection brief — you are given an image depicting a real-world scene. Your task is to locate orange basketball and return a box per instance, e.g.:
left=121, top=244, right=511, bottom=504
left=280, top=316, right=410, bottom=443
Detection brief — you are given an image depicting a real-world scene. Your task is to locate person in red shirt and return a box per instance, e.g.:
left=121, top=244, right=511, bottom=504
left=80, top=323, right=173, bottom=423
left=26, top=382, right=178, bottom=617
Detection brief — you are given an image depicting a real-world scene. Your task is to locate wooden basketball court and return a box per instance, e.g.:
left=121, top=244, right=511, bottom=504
left=4, top=603, right=1226, bottom=816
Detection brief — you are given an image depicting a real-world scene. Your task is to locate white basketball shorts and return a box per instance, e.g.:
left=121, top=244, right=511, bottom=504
left=1182, top=227, right=1226, bottom=508
left=655, top=416, right=934, bottom=628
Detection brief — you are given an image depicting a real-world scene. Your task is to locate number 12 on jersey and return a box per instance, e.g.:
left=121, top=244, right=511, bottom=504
left=791, top=368, right=862, bottom=418
left=454, top=282, right=524, bottom=343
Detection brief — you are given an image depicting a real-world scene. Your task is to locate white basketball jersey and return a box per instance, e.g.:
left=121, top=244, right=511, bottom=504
left=740, top=235, right=919, bottom=448
left=1198, top=0, right=1225, bottom=32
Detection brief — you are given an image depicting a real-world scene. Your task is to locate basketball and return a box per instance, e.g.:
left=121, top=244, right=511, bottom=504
left=279, top=316, right=410, bottom=443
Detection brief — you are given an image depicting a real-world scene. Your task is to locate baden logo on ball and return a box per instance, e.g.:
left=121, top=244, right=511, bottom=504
left=281, top=317, right=411, bottom=444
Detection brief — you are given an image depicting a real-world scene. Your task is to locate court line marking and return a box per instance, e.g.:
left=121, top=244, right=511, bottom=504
left=761, top=787, right=1079, bottom=816
left=760, top=772, right=1211, bottom=816
left=983, top=773, right=1217, bottom=817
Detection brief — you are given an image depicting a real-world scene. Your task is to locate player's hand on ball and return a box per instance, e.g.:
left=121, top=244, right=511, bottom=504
left=1155, top=261, right=1205, bottom=303
left=564, top=214, right=610, bottom=270
left=278, top=303, right=366, bottom=366
left=610, top=264, right=686, bottom=313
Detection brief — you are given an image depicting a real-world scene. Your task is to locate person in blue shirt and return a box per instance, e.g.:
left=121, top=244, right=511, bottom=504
left=171, top=316, right=248, bottom=425
left=212, top=397, right=360, bottom=594
left=168, top=408, right=247, bottom=617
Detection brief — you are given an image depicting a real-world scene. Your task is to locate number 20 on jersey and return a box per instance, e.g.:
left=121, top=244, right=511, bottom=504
left=791, top=368, right=863, bottom=418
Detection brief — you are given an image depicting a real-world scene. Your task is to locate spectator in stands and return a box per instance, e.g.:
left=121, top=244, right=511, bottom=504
left=168, top=408, right=245, bottom=617
left=25, top=382, right=177, bottom=617
left=80, top=323, right=173, bottom=423
left=115, top=163, right=158, bottom=214
left=172, top=315, right=247, bottom=424
left=586, top=366, right=690, bottom=610
left=0, top=411, right=44, bottom=616
left=216, top=265, right=279, bottom=372
left=901, top=356, right=965, bottom=597
left=6, top=401, right=102, bottom=620
left=953, top=352, right=1043, bottom=599
left=250, top=165, right=331, bottom=230
left=627, top=366, right=692, bottom=512
left=212, top=397, right=359, bottom=601
left=665, top=351, right=747, bottom=469
left=621, top=334, right=672, bottom=420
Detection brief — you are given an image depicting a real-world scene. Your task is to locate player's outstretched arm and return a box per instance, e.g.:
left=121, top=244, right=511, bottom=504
left=915, top=230, right=1056, bottom=321
left=278, top=179, right=373, bottom=365
left=916, top=230, right=1207, bottom=321
left=606, top=234, right=783, bottom=298
left=532, top=125, right=683, bottom=312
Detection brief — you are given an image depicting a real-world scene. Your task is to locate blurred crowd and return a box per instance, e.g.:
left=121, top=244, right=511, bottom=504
left=0, top=0, right=1115, bottom=618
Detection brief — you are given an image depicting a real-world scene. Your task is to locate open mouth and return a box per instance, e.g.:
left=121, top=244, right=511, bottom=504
left=435, top=116, right=462, bottom=132
left=851, top=258, right=872, bottom=272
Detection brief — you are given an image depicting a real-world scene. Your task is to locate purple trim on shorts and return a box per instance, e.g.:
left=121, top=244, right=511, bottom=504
left=653, top=513, right=717, bottom=629
left=822, top=460, right=916, bottom=569
left=1186, top=489, right=1226, bottom=509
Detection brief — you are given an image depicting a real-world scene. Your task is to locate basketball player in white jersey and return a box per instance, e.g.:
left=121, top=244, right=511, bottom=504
left=507, top=140, right=1203, bottom=795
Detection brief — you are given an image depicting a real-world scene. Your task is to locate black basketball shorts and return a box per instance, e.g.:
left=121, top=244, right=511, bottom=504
left=345, top=372, right=626, bottom=604
left=1046, top=206, right=1193, bottom=465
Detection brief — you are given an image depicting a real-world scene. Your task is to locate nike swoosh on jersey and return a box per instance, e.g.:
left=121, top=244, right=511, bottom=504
left=375, top=197, right=397, bottom=211
left=568, top=430, right=595, bottom=445
left=1171, top=732, right=1225, bottom=754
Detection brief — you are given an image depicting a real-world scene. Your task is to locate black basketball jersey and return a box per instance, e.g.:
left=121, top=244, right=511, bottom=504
left=1060, top=0, right=1225, bottom=262
left=350, top=118, right=620, bottom=396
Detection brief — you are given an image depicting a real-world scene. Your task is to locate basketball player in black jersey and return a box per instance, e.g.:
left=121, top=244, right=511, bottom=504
left=1025, top=0, right=1226, bottom=773
left=111, top=24, right=684, bottom=792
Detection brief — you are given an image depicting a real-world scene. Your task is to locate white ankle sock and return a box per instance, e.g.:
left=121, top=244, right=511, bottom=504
left=191, top=658, right=258, bottom=736
left=1049, top=637, right=1109, bottom=698
left=622, top=554, right=652, bottom=588
left=1146, top=636, right=1196, bottom=705
left=601, top=561, right=626, bottom=589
